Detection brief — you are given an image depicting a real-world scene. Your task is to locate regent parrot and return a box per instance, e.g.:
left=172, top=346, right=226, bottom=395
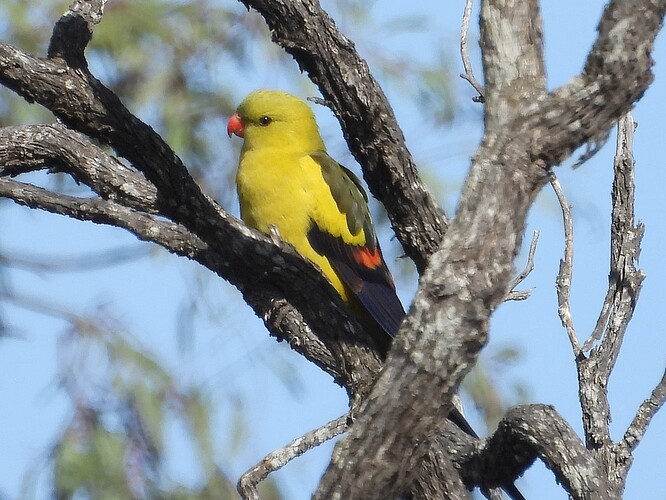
left=227, top=90, right=525, bottom=500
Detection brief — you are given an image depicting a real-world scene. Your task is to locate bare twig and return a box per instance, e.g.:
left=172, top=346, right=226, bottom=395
left=505, top=229, right=539, bottom=301
left=551, top=174, right=580, bottom=353
left=238, top=415, right=348, bottom=500
left=460, top=0, right=485, bottom=102
left=306, top=96, right=330, bottom=108
left=583, top=113, right=645, bottom=354
left=621, top=368, right=666, bottom=456
left=576, top=112, right=647, bottom=491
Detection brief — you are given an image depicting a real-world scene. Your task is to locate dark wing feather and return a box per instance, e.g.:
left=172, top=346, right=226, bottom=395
left=308, top=152, right=405, bottom=338
left=308, top=224, right=405, bottom=338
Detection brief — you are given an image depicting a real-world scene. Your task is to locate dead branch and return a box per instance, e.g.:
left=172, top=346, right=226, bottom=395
left=505, top=229, right=539, bottom=301
left=460, top=0, right=485, bottom=101
left=238, top=415, right=349, bottom=500
left=550, top=173, right=581, bottom=353
left=575, top=112, right=647, bottom=494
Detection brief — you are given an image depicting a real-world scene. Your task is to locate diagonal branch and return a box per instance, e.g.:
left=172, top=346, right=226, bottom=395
left=238, top=415, right=349, bottom=500
left=617, top=367, right=666, bottom=476
left=526, top=0, right=665, bottom=167
left=0, top=177, right=204, bottom=256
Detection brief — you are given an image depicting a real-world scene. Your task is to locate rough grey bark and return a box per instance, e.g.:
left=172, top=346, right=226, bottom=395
left=1, top=0, right=665, bottom=499
left=308, top=0, right=665, bottom=498
left=575, top=114, right=648, bottom=495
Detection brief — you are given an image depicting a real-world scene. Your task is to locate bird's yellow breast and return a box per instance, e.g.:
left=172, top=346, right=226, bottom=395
left=236, top=149, right=364, bottom=302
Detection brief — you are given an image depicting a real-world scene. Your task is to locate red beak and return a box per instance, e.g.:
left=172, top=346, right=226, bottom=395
left=227, top=112, right=244, bottom=138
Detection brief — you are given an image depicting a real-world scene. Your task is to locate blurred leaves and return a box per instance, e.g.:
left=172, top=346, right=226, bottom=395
left=326, top=0, right=458, bottom=127
left=464, top=345, right=528, bottom=431
left=50, top=310, right=246, bottom=499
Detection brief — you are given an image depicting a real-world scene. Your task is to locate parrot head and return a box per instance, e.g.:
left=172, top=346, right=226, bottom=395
left=227, top=89, right=325, bottom=151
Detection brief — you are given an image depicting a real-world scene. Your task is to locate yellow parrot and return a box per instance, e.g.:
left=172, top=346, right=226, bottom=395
left=227, top=89, right=404, bottom=354
left=227, top=89, right=525, bottom=500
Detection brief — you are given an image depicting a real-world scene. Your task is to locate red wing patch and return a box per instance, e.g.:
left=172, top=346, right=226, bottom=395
left=351, top=247, right=382, bottom=269
left=307, top=223, right=405, bottom=340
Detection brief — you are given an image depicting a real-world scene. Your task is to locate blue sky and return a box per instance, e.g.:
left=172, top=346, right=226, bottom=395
left=1, top=1, right=664, bottom=499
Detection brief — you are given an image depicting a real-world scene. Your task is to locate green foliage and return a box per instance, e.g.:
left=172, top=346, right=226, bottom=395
left=55, top=424, right=134, bottom=500
left=464, top=345, right=528, bottom=430
left=0, top=1, right=62, bottom=126
left=49, top=312, right=246, bottom=499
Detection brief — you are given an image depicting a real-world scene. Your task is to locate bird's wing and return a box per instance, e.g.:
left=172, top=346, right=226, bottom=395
left=307, top=151, right=405, bottom=337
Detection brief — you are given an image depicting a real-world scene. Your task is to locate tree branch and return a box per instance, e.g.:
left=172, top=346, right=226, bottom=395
left=488, top=406, right=612, bottom=500
left=238, top=415, right=349, bottom=500
left=403, top=437, right=471, bottom=499
left=0, top=177, right=204, bottom=256
left=505, top=229, right=539, bottom=302
left=48, top=0, right=106, bottom=67
left=0, top=124, right=158, bottom=212
left=526, top=0, right=665, bottom=167
left=551, top=173, right=581, bottom=353
left=619, top=367, right=666, bottom=464
left=574, top=112, right=647, bottom=494
left=315, top=0, right=664, bottom=497
left=460, top=0, right=485, bottom=102
left=592, top=113, right=645, bottom=373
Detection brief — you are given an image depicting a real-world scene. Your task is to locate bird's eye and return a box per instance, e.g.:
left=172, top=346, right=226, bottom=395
left=258, top=115, right=272, bottom=126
